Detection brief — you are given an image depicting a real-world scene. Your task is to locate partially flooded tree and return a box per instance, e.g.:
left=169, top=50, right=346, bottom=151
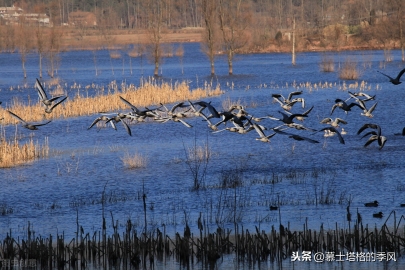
left=16, top=17, right=33, bottom=78
left=201, top=0, right=219, bottom=76
left=35, top=25, right=46, bottom=78
left=392, top=0, right=405, bottom=61
left=175, top=44, right=185, bottom=74
left=146, top=0, right=166, bottom=77
left=46, top=27, right=63, bottom=78
left=218, top=0, right=251, bottom=75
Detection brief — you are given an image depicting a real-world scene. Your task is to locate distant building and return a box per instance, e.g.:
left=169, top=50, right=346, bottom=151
left=0, top=5, right=23, bottom=15
left=0, top=5, right=50, bottom=25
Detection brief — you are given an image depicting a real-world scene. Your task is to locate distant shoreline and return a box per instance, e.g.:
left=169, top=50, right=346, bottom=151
left=60, top=28, right=404, bottom=55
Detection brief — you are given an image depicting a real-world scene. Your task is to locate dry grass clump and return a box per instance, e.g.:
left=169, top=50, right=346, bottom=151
left=128, top=49, right=140, bottom=57
left=0, top=78, right=223, bottom=125
left=221, top=96, right=243, bottom=111
left=50, top=84, right=66, bottom=96
left=175, top=45, right=184, bottom=57
left=0, top=133, right=49, bottom=168
left=109, top=51, right=121, bottom=59
left=339, top=59, right=360, bottom=80
left=121, top=152, right=147, bottom=169
left=186, top=143, right=212, bottom=162
left=320, top=55, right=335, bottom=72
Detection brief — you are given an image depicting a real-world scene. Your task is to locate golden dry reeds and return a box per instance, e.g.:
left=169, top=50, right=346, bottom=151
left=109, top=51, right=122, bottom=59
left=121, top=152, right=147, bottom=169
left=339, top=59, right=360, bottom=80
left=186, top=143, right=212, bottom=162
left=221, top=96, right=243, bottom=111
left=0, top=79, right=223, bottom=125
left=320, top=55, right=335, bottom=72
left=0, top=133, right=49, bottom=168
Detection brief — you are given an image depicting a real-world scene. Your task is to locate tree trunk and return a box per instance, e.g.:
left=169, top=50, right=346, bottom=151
left=22, top=59, right=26, bottom=79
left=39, top=53, right=43, bottom=78
left=154, top=60, right=159, bottom=76
left=210, top=61, right=215, bottom=76
left=228, top=51, right=233, bottom=75
left=292, top=17, right=296, bottom=66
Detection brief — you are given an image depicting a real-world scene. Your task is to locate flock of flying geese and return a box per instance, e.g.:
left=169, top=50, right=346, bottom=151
left=2, top=67, right=405, bottom=218
left=2, top=67, right=405, bottom=152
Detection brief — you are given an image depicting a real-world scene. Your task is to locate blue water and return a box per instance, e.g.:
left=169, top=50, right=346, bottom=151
left=1, top=43, right=405, bottom=269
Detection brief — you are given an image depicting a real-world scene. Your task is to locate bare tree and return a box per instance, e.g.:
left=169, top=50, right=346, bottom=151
left=392, top=0, right=405, bottom=61
left=16, top=18, right=33, bottom=79
left=218, top=0, right=251, bottom=75
left=201, top=0, right=219, bottom=76
left=146, top=0, right=166, bottom=77
left=35, top=24, right=46, bottom=78
left=46, top=27, right=63, bottom=78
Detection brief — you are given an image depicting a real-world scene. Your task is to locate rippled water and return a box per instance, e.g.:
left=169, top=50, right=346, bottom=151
left=1, top=44, right=405, bottom=268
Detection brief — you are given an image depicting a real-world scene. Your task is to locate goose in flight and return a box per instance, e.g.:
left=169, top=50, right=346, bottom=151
left=377, top=67, right=405, bottom=85
left=252, top=123, right=276, bottom=143
left=159, top=102, right=190, bottom=118
left=347, top=91, right=376, bottom=102
left=313, top=127, right=345, bottom=144
left=157, top=114, right=193, bottom=128
left=35, top=78, right=67, bottom=113
left=284, top=105, right=314, bottom=121
left=272, top=91, right=303, bottom=104
left=272, top=91, right=304, bottom=110
left=274, top=129, right=319, bottom=143
left=119, top=96, right=159, bottom=119
left=192, top=100, right=220, bottom=118
left=199, top=111, right=220, bottom=131
left=88, top=115, right=117, bottom=130
left=269, top=111, right=316, bottom=131
left=320, top=117, right=347, bottom=128
left=187, top=99, right=205, bottom=117
left=357, top=123, right=386, bottom=149
left=363, top=133, right=387, bottom=149
left=357, top=123, right=382, bottom=137
left=268, top=111, right=308, bottom=125
left=331, top=99, right=362, bottom=115
left=44, top=96, right=67, bottom=114
left=7, top=110, right=51, bottom=130
left=104, top=113, right=133, bottom=136
left=358, top=100, right=377, bottom=118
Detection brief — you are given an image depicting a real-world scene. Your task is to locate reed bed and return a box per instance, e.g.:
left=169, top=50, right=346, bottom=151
left=339, top=60, right=360, bottom=80
left=320, top=55, right=335, bottom=72
left=0, top=79, right=223, bottom=125
left=121, top=152, right=148, bottom=169
left=1, top=211, right=404, bottom=268
left=109, top=51, right=122, bottom=59
left=0, top=132, right=49, bottom=168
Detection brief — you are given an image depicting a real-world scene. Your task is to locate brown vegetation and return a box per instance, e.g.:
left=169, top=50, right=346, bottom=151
left=121, top=152, right=147, bottom=169
left=339, top=59, right=360, bottom=80
left=0, top=0, right=404, bottom=58
left=0, top=131, right=49, bottom=168
left=0, top=79, right=223, bottom=126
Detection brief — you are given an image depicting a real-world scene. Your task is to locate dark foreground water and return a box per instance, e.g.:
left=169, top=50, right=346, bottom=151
left=1, top=44, right=405, bottom=269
